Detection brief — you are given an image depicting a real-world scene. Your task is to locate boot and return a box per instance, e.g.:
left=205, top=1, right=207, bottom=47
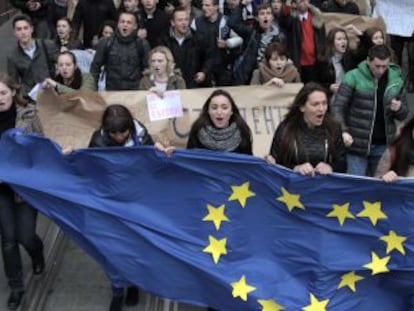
left=109, top=294, right=124, bottom=311
left=125, top=286, right=139, bottom=306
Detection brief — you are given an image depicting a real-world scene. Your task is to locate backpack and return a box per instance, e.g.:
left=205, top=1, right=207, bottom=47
left=232, top=31, right=258, bottom=85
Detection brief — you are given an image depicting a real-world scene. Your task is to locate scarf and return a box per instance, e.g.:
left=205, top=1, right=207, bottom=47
left=257, top=23, right=280, bottom=63
left=0, top=104, right=16, bottom=137
left=258, top=62, right=300, bottom=84
left=197, top=122, right=242, bottom=152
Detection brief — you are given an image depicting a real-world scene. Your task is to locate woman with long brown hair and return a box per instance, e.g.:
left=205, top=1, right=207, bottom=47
left=0, top=73, right=45, bottom=310
left=376, top=116, right=414, bottom=182
left=187, top=89, right=252, bottom=155
left=269, top=82, right=346, bottom=175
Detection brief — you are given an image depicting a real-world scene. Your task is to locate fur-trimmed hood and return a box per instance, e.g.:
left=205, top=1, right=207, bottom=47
left=285, top=2, right=325, bottom=29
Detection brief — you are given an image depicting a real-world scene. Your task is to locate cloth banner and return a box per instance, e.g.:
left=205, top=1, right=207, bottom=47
left=1, top=130, right=414, bottom=310
left=37, top=85, right=302, bottom=156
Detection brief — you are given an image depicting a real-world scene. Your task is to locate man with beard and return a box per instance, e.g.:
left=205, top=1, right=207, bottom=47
left=72, top=0, right=117, bottom=48
left=159, top=7, right=213, bottom=88
left=90, top=12, right=150, bottom=91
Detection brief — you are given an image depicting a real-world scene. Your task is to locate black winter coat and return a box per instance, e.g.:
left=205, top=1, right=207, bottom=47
left=72, top=0, right=117, bottom=48
left=90, top=31, right=150, bottom=91
left=159, top=30, right=214, bottom=88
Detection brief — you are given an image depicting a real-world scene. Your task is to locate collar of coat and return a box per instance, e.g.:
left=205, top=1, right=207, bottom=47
left=288, top=4, right=324, bottom=29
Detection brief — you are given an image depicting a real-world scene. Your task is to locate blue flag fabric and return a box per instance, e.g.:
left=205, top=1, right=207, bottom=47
left=1, top=129, right=414, bottom=311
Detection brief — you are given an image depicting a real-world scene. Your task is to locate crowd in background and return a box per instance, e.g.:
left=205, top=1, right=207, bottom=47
left=1, top=0, right=414, bottom=310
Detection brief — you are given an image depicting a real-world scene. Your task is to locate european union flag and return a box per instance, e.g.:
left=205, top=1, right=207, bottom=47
left=1, top=129, right=414, bottom=311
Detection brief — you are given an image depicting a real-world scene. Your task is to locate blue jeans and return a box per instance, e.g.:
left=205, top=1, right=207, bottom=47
left=346, top=144, right=387, bottom=177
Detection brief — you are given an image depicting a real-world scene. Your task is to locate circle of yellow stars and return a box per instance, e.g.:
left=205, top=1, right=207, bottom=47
left=200, top=182, right=407, bottom=310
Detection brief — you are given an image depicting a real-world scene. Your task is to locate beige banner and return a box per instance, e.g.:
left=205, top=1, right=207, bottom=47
left=38, top=84, right=303, bottom=156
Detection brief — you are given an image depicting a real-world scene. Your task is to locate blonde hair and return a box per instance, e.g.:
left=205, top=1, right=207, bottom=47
left=149, top=46, right=176, bottom=76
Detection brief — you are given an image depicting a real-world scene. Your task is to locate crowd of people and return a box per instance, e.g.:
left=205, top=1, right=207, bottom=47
left=1, top=0, right=414, bottom=310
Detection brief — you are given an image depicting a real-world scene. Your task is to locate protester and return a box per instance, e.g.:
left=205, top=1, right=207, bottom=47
left=332, top=45, right=408, bottom=176
left=270, top=0, right=283, bottom=21
left=231, top=3, right=286, bottom=85
left=187, top=89, right=253, bottom=154
left=316, top=27, right=354, bottom=97
left=353, top=26, right=394, bottom=68
left=159, top=7, right=213, bottom=88
left=119, top=0, right=144, bottom=28
left=139, top=0, right=170, bottom=48
left=321, top=0, right=360, bottom=14
left=191, top=0, right=244, bottom=86
left=91, top=20, right=117, bottom=49
left=139, top=46, right=186, bottom=93
left=268, top=82, right=346, bottom=175
left=178, top=0, right=202, bottom=23
left=88, top=104, right=153, bottom=310
left=42, top=51, right=96, bottom=93
left=250, top=42, right=300, bottom=86
left=72, top=0, right=117, bottom=48
left=48, top=0, right=69, bottom=35
left=7, top=15, right=59, bottom=101
left=279, top=0, right=326, bottom=83
left=0, top=73, right=45, bottom=310
left=9, top=0, right=50, bottom=38
left=54, top=17, right=83, bottom=51
left=90, top=12, right=150, bottom=90
left=376, top=116, right=414, bottom=182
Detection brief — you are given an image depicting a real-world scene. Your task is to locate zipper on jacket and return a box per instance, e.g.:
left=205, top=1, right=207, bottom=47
left=367, top=81, right=378, bottom=156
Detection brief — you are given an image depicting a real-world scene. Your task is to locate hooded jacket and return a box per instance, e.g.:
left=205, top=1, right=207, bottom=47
left=332, top=61, right=409, bottom=156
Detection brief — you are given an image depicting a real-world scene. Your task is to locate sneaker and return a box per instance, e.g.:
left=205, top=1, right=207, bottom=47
left=125, top=286, right=139, bottom=306
left=109, top=295, right=124, bottom=311
left=7, top=290, right=24, bottom=310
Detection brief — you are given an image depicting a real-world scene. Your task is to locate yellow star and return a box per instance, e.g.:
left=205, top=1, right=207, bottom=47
left=327, top=203, right=355, bottom=226
left=380, top=230, right=407, bottom=255
left=228, top=182, right=256, bottom=208
left=302, top=293, right=329, bottom=311
left=203, top=204, right=229, bottom=230
left=277, top=187, right=305, bottom=212
left=258, top=299, right=285, bottom=311
left=357, top=201, right=387, bottom=226
left=337, top=271, right=364, bottom=292
left=363, top=252, right=391, bottom=275
left=231, top=275, right=256, bottom=301
left=203, top=235, right=227, bottom=264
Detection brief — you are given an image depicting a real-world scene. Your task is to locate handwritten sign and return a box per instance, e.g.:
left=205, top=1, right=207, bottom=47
left=146, top=90, right=183, bottom=121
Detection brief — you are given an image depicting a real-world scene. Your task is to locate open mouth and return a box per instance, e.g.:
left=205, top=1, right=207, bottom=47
left=315, top=114, right=324, bottom=122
